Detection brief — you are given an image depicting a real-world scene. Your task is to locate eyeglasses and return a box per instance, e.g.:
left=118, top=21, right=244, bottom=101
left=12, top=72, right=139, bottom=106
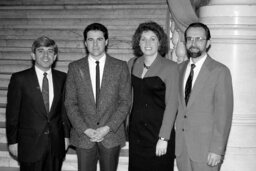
left=186, top=37, right=207, bottom=43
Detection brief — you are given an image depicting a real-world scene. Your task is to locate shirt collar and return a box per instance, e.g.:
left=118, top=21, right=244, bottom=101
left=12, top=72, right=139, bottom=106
left=34, top=65, right=52, bottom=75
left=189, top=54, right=207, bottom=68
left=88, top=53, right=106, bottom=63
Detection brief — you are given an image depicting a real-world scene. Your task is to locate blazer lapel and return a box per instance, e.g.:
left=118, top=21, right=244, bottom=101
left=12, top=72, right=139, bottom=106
left=98, top=55, right=112, bottom=110
left=79, top=57, right=96, bottom=106
left=187, top=56, right=212, bottom=107
left=144, top=55, right=161, bottom=77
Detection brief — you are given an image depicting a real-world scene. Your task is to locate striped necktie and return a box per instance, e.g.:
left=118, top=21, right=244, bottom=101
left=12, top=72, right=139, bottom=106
left=185, top=64, right=196, bottom=105
left=42, top=72, right=49, bottom=112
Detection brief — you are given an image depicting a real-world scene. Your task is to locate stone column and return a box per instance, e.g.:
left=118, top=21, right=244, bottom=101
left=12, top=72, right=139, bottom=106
left=199, top=1, right=256, bottom=170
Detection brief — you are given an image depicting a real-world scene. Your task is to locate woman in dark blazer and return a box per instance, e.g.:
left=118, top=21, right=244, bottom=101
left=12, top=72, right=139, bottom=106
left=128, top=21, right=179, bottom=171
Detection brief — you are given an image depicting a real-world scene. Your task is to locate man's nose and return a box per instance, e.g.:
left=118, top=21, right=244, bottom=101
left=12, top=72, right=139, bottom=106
left=93, top=40, right=98, bottom=46
left=43, top=51, right=48, bottom=57
left=43, top=50, right=52, bottom=58
left=191, top=39, right=197, bottom=46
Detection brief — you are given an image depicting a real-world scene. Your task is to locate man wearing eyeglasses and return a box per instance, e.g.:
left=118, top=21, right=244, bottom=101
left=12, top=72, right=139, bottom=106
left=175, top=22, right=234, bottom=171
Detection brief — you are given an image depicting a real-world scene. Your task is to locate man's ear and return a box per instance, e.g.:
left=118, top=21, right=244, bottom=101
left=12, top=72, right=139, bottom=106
left=206, top=40, right=211, bottom=52
left=206, top=40, right=211, bottom=49
left=31, top=52, right=35, bottom=60
left=105, top=39, right=108, bottom=46
left=53, top=54, right=57, bottom=61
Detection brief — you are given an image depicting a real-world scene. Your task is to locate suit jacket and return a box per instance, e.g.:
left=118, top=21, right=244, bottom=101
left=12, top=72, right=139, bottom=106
left=175, top=56, right=233, bottom=162
left=65, top=55, right=132, bottom=149
left=6, top=67, right=70, bottom=163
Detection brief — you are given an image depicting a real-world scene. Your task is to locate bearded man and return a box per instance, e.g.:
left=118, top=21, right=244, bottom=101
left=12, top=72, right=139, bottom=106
left=175, top=22, right=234, bottom=171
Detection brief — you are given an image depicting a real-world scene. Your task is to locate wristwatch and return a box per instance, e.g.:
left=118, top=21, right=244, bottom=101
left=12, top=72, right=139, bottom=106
left=159, top=137, right=168, bottom=141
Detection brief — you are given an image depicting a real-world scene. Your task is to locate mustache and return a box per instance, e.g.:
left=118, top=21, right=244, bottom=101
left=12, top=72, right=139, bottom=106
left=187, top=48, right=202, bottom=58
left=189, top=47, right=200, bottom=51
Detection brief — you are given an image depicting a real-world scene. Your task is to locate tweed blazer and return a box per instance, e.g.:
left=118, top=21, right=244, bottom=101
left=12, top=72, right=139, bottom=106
left=65, top=55, right=132, bottom=149
left=175, top=56, right=233, bottom=162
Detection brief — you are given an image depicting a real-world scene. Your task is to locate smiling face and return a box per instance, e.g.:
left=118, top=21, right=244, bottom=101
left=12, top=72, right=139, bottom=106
left=139, top=30, right=160, bottom=58
left=84, top=30, right=108, bottom=60
left=185, top=27, right=210, bottom=59
left=31, top=46, right=57, bottom=71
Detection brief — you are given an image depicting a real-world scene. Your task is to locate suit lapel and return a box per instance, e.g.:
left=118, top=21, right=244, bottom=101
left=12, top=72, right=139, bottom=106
left=187, top=56, right=212, bottom=107
left=179, top=61, right=189, bottom=108
left=29, top=67, right=49, bottom=118
left=49, top=70, right=60, bottom=116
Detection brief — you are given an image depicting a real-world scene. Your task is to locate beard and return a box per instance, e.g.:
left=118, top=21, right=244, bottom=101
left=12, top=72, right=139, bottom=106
left=186, top=47, right=202, bottom=58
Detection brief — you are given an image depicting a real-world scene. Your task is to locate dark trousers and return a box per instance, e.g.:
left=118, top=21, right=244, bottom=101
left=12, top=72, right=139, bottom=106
left=20, top=150, right=63, bottom=171
left=77, top=143, right=121, bottom=171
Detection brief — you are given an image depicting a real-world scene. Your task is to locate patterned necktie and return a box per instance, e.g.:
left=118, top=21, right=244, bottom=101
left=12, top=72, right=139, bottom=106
left=42, top=72, right=49, bottom=112
left=185, top=64, right=196, bottom=105
left=96, top=61, right=100, bottom=107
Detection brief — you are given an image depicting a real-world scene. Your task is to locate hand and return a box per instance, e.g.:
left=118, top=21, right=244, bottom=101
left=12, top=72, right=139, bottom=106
left=207, top=152, right=222, bottom=167
left=84, top=128, right=97, bottom=139
left=9, top=143, right=18, bottom=157
left=155, top=139, right=168, bottom=156
left=64, top=138, right=70, bottom=151
left=90, top=126, right=110, bottom=142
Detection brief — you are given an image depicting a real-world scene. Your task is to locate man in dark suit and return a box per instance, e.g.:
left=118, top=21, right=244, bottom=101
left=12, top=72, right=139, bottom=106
left=175, top=23, right=233, bottom=171
left=6, top=36, right=70, bottom=171
left=65, top=23, right=132, bottom=171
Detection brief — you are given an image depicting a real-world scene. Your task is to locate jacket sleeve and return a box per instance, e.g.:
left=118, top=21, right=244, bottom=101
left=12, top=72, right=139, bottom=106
left=6, top=74, right=22, bottom=145
left=209, top=67, right=234, bottom=155
left=64, top=63, right=88, bottom=136
left=159, top=63, right=179, bottom=140
left=61, top=79, right=71, bottom=138
left=106, top=62, right=132, bottom=132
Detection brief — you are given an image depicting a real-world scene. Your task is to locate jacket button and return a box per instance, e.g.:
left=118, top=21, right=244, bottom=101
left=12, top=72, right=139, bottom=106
left=184, top=115, right=187, bottom=118
left=44, top=130, right=49, bottom=134
left=97, top=122, right=99, bottom=125
left=182, top=129, right=184, bottom=132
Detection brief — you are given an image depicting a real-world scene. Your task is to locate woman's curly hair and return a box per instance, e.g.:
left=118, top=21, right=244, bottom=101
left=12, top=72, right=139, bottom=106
left=132, top=21, right=169, bottom=57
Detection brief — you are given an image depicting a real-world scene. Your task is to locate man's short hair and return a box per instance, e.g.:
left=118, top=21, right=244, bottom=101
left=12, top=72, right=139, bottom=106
left=31, top=36, right=58, bottom=55
left=184, top=22, right=211, bottom=41
left=83, top=23, right=109, bottom=41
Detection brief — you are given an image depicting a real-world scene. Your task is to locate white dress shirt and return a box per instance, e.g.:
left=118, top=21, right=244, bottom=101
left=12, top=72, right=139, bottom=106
left=88, top=54, right=106, bottom=102
left=183, top=54, right=207, bottom=96
left=35, top=66, right=54, bottom=110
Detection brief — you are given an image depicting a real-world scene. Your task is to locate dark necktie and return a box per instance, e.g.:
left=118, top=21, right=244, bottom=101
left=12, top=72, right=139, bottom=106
left=42, top=72, right=49, bottom=112
left=185, top=64, right=196, bottom=105
left=96, top=61, right=100, bottom=107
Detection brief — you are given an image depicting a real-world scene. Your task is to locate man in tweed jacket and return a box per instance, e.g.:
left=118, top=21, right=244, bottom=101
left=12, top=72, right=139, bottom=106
left=65, top=23, right=132, bottom=171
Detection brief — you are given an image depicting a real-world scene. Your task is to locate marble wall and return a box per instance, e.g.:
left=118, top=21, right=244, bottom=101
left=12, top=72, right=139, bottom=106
left=199, top=1, right=256, bottom=170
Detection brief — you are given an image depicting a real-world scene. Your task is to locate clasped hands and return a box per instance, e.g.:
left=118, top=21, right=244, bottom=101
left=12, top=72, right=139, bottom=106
left=84, top=126, right=110, bottom=142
